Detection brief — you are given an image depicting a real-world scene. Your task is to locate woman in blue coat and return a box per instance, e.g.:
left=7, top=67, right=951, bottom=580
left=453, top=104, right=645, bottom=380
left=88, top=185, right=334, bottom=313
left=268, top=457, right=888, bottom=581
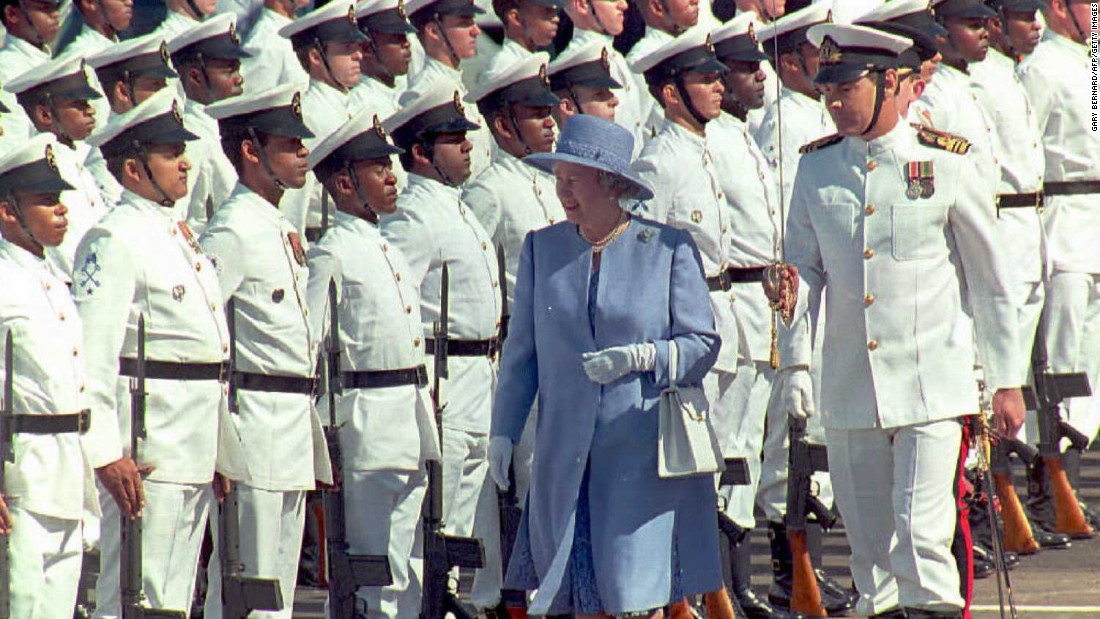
left=487, top=115, right=723, bottom=618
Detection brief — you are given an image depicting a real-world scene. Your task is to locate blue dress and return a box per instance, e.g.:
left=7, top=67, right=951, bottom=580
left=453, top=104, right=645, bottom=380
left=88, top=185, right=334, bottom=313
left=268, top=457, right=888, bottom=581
left=493, top=217, right=723, bottom=615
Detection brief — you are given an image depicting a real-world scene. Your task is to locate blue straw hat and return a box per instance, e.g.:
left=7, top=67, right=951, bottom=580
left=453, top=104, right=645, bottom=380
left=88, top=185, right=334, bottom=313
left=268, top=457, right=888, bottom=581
left=524, top=115, right=653, bottom=201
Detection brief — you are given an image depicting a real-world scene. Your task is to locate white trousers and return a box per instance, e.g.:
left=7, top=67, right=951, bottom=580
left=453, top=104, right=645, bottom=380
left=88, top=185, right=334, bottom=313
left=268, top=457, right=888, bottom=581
left=9, top=506, right=82, bottom=619
left=1042, top=271, right=1100, bottom=444
left=94, top=480, right=212, bottom=618
left=827, top=419, right=964, bottom=615
left=323, top=469, right=427, bottom=619
left=711, top=362, right=769, bottom=529
left=204, top=484, right=306, bottom=619
left=1010, top=280, right=1046, bottom=444
left=440, top=428, right=501, bottom=610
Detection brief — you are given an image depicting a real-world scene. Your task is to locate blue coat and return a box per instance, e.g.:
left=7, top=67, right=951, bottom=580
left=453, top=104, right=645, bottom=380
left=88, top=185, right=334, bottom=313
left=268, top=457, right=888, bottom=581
left=492, top=216, right=723, bottom=615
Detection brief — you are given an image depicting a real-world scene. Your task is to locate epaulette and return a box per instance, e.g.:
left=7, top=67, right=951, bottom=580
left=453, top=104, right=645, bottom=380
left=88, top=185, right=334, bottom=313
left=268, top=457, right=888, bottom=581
left=913, top=124, right=971, bottom=155
left=798, top=133, right=843, bottom=155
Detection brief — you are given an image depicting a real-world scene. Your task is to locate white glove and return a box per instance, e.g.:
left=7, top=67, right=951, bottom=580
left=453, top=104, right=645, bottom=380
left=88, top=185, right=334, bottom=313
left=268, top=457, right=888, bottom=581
left=488, top=436, right=513, bottom=491
left=581, top=343, right=657, bottom=384
left=780, top=366, right=816, bottom=420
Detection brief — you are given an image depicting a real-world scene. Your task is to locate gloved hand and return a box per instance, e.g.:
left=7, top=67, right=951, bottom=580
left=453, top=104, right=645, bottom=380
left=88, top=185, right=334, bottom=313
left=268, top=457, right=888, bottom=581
left=488, top=436, right=514, bottom=491
left=581, top=343, right=657, bottom=384
left=779, top=366, right=815, bottom=420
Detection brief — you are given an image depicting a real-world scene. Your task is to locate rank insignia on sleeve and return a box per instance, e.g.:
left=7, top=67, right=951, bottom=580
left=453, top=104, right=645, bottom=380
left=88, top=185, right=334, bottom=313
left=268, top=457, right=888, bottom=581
left=907, top=161, right=934, bottom=199
left=78, top=253, right=101, bottom=294
left=914, top=125, right=971, bottom=155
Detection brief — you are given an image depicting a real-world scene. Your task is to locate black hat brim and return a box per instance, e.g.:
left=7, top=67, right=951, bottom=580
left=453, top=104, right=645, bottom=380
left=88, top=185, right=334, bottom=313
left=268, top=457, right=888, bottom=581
left=814, top=63, right=875, bottom=84
left=0, top=159, right=75, bottom=195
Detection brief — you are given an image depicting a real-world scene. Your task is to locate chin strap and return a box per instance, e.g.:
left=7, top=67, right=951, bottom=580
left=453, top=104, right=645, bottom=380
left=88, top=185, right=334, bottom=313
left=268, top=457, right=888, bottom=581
left=16, top=0, right=49, bottom=49
left=345, top=161, right=380, bottom=223
left=860, top=70, right=887, bottom=138
left=247, top=127, right=288, bottom=190
left=313, top=37, right=350, bottom=93
left=43, top=93, right=73, bottom=146
left=1065, top=2, right=1089, bottom=45
left=505, top=103, right=536, bottom=156
left=5, top=190, right=45, bottom=256
left=672, top=73, right=710, bottom=127
left=586, top=0, right=611, bottom=35
left=363, top=33, right=396, bottom=84
left=421, top=139, right=458, bottom=187
left=432, top=15, right=463, bottom=68
left=132, top=141, right=175, bottom=206
left=185, top=0, right=207, bottom=21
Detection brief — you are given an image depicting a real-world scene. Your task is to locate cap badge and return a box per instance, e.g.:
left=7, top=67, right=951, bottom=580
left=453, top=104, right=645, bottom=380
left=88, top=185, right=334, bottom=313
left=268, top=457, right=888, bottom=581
left=705, top=32, right=714, bottom=55
left=748, top=22, right=758, bottom=46
left=291, top=91, right=303, bottom=120
left=538, top=63, right=549, bottom=87
left=160, top=41, right=171, bottom=64
left=825, top=8, right=833, bottom=23
left=172, top=99, right=184, bottom=124
left=229, top=21, right=240, bottom=45
left=45, top=143, right=57, bottom=171
left=453, top=90, right=465, bottom=115
left=374, top=114, right=386, bottom=139
left=819, top=36, right=842, bottom=65
left=397, top=0, right=407, bottom=18
left=348, top=4, right=357, bottom=24
left=600, top=47, right=610, bottom=70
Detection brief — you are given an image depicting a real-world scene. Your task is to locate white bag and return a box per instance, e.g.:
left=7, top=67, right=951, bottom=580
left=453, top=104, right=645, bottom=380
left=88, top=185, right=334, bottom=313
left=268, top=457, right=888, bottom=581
left=657, top=340, right=725, bottom=478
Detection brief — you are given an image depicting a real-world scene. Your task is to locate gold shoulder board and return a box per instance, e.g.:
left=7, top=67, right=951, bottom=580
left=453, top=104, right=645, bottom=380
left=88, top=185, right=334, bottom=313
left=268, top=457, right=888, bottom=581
left=799, top=133, right=843, bottom=155
left=914, top=125, right=971, bottom=155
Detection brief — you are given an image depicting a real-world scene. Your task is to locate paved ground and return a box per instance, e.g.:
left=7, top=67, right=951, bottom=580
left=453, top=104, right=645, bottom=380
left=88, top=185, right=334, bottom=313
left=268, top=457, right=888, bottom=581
left=286, top=445, right=1100, bottom=618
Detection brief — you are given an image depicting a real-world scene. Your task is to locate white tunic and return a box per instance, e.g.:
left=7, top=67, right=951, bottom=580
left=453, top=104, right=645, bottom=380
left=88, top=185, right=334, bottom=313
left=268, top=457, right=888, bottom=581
left=753, top=86, right=835, bottom=208
left=50, top=141, right=109, bottom=281
left=405, top=57, right=496, bottom=179
left=179, top=99, right=238, bottom=233
left=240, top=8, right=310, bottom=94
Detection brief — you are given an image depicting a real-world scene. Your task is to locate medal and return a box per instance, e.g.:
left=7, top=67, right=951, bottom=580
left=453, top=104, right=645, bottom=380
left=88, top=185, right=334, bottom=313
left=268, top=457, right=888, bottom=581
left=907, top=161, right=934, bottom=200
left=287, top=232, right=306, bottom=267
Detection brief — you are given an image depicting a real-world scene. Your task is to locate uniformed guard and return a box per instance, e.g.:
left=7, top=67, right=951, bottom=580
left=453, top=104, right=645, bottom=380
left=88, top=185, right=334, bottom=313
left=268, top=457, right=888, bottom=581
left=304, top=109, right=440, bottom=619
left=239, top=0, right=311, bottom=94
left=545, top=41, right=622, bottom=125
left=60, top=0, right=133, bottom=58
left=752, top=2, right=833, bottom=207
left=199, top=84, right=332, bottom=619
left=352, top=0, right=418, bottom=121
left=74, top=88, right=240, bottom=618
left=0, top=0, right=60, bottom=84
left=464, top=52, right=562, bottom=613
left=381, top=82, right=503, bottom=605
left=771, top=23, right=1026, bottom=619
left=6, top=55, right=108, bottom=281
left=84, top=33, right=179, bottom=206
left=0, top=134, right=93, bottom=619
left=985, top=0, right=1044, bottom=58
left=726, top=0, right=783, bottom=134
left=168, top=14, right=249, bottom=231
left=278, top=0, right=367, bottom=240
left=557, top=0, right=650, bottom=153
left=152, top=0, right=215, bottom=40
left=1018, top=0, right=1100, bottom=534
left=621, top=0, right=699, bottom=135
left=480, top=0, right=563, bottom=77
left=404, top=0, right=496, bottom=178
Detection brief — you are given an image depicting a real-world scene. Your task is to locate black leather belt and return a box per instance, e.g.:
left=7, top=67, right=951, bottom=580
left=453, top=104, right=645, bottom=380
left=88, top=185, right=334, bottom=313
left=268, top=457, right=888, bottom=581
left=425, top=337, right=500, bottom=357
left=343, top=365, right=428, bottom=389
left=996, top=192, right=1044, bottom=210
left=3, top=410, right=90, bottom=435
left=1045, top=180, right=1100, bottom=196
left=707, top=266, right=768, bottom=292
left=119, top=359, right=230, bottom=381
left=305, top=227, right=323, bottom=243
left=234, top=372, right=316, bottom=395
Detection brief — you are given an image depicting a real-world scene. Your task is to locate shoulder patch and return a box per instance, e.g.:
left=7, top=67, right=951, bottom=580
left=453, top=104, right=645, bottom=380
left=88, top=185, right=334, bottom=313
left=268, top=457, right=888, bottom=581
left=799, top=133, right=843, bottom=155
left=913, top=125, right=971, bottom=155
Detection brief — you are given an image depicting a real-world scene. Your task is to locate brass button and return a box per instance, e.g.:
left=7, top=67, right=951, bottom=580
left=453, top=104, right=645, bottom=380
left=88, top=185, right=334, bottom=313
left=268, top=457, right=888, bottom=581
left=195, top=262, right=202, bottom=271
left=406, top=305, right=412, bottom=314
left=460, top=206, right=467, bottom=216
left=549, top=217, right=556, bottom=224
left=716, top=191, right=724, bottom=200
left=210, top=303, right=217, bottom=311
left=382, top=244, right=389, bottom=252
left=864, top=293, right=875, bottom=306
left=79, top=384, right=86, bottom=393
left=395, top=272, right=402, bottom=282
left=414, top=338, right=421, bottom=347
left=59, top=313, right=65, bottom=321
left=867, top=160, right=878, bottom=171
left=72, top=348, right=79, bottom=357
left=492, top=280, right=499, bottom=288
left=223, top=344, right=229, bottom=353
left=482, top=241, right=488, bottom=251
left=863, top=248, right=875, bottom=259
left=866, top=204, right=877, bottom=215
left=867, top=340, right=879, bottom=351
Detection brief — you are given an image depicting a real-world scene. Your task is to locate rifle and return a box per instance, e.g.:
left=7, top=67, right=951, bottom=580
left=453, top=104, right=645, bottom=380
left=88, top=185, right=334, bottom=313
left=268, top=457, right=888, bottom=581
left=972, top=403, right=1018, bottom=619
left=784, top=417, right=833, bottom=618
left=1025, top=323, right=1093, bottom=538
left=218, top=486, right=284, bottom=617
left=0, top=333, right=12, bottom=619
left=227, top=298, right=239, bottom=415
left=122, top=316, right=188, bottom=619
left=422, top=265, right=485, bottom=619
left=496, top=243, right=510, bottom=345
left=323, top=279, right=394, bottom=618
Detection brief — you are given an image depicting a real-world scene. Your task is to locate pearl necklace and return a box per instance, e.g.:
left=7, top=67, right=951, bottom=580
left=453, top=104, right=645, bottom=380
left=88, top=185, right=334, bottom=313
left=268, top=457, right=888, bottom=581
left=581, top=210, right=631, bottom=253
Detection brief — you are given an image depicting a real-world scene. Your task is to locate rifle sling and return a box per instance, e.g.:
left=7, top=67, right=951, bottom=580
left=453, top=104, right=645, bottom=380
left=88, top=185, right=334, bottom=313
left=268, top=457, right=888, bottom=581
left=343, top=365, right=428, bottom=389
left=3, top=410, right=89, bottom=435
left=119, top=358, right=229, bottom=381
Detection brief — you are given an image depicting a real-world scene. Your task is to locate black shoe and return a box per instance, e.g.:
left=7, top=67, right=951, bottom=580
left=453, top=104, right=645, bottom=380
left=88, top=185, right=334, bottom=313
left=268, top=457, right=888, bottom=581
left=1081, top=501, right=1100, bottom=530
left=972, top=554, right=995, bottom=580
left=766, top=523, right=854, bottom=616
left=972, top=543, right=1019, bottom=570
left=735, top=588, right=803, bottom=619
left=1030, top=521, right=1073, bottom=550
left=869, top=609, right=907, bottom=619
left=904, top=608, right=962, bottom=619
left=815, top=569, right=858, bottom=609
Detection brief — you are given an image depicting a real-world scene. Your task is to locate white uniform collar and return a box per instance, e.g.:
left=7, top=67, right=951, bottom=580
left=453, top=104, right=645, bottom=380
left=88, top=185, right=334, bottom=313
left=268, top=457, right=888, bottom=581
left=0, top=238, right=48, bottom=270
left=117, top=188, right=182, bottom=220
left=3, top=33, right=51, bottom=63
left=573, top=28, right=613, bottom=47
left=864, top=119, right=912, bottom=154
left=407, top=172, right=462, bottom=197
left=228, top=181, right=288, bottom=225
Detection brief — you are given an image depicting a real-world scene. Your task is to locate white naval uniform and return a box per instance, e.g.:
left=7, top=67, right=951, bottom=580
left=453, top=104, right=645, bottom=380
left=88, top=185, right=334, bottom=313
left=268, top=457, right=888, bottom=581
left=178, top=99, right=238, bottom=233
left=559, top=28, right=654, bottom=155
left=623, top=27, right=670, bottom=135
left=480, top=38, right=532, bottom=83
left=72, top=190, right=236, bottom=618
left=51, top=141, right=109, bottom=281
left=381, top=174, right=502, bottom=605
left=349, top=76, right=408, bottom=190
left=1018, top=30, right=1100, bottom=443
left=84, top=122, right=125, bottom=208
left=0, top=34, right=50, bottom=138
left=199, top=182, right=332, bottom=619
left=753, top=85, right=835, bottom=209
left=0, top=240, right=92, bottom=619
left=306, top=210, right=441, bottom=619
left=783, top=122, right=1021, bottom=614
left=150, top=9, right=201, bottom=40
left=405, top=57, right=495, bottom=179
left=55, top=23, right=114, bottom=128
left=283, top=78, right=355, bottom=237
left=632, top=118, right=753, bottom=521
left=909, top=62, right=997, bottom=191
left=240, top=8, right=311, bottom=94
left=970, top=50, right=1047, bottom=392
left=462, top=148, right=563, bottom=606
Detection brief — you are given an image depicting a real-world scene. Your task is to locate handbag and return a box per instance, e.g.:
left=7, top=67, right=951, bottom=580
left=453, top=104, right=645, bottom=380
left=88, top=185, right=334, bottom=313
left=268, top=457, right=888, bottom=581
left=657, top=340, right=725, bottom=478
